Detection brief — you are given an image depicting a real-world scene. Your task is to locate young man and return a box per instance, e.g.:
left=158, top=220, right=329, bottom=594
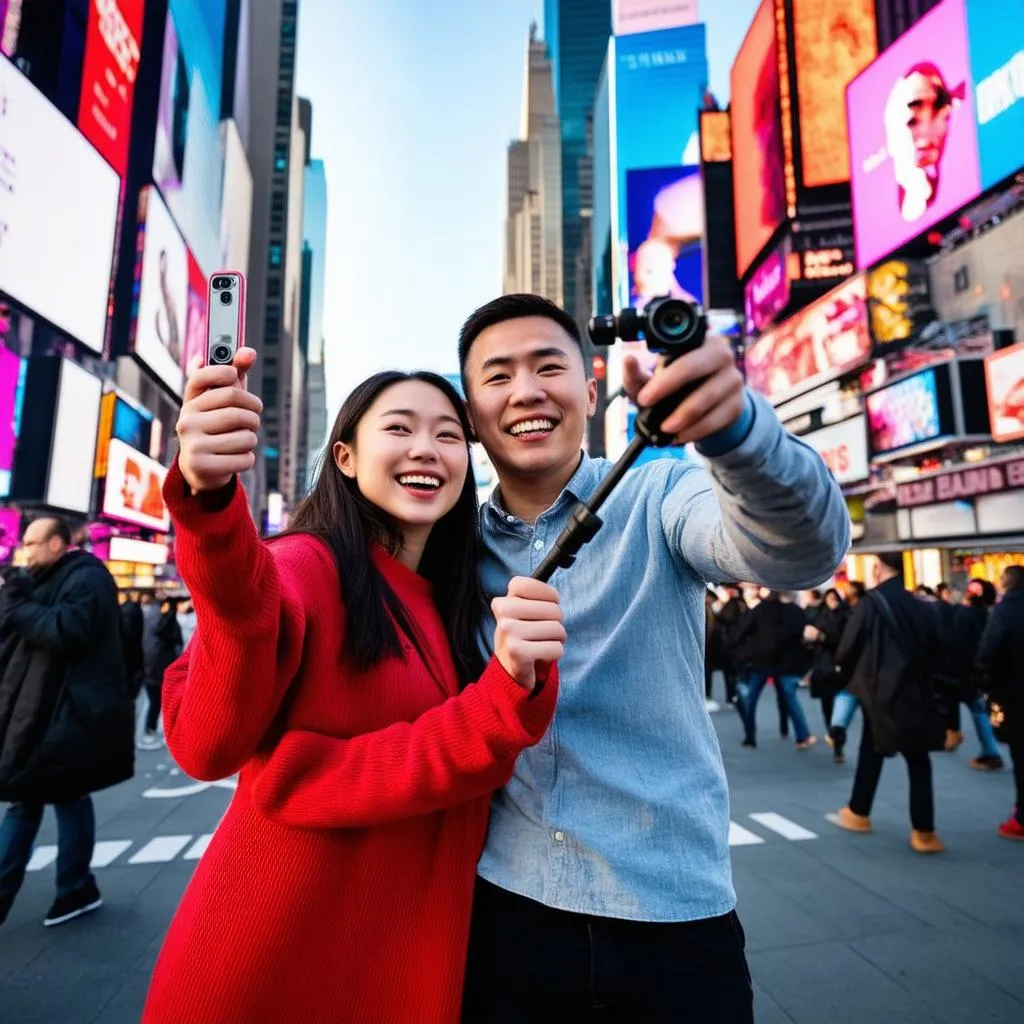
left=458, top=294, right=849, bottom=1021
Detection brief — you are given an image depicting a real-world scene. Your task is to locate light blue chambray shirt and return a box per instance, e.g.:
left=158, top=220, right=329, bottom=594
left=476, top=391, right=850, bottom=922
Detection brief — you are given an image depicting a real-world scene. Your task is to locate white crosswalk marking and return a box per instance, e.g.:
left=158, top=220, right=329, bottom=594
left=26, top=846, right=58, bottom=871
left=728, top=821, right=765, bottom=846
left=91, top=840, right=133, bottom=867
left=128, top=835, right=193, bottom=864
left=183, top=834, right=213, bottom=860
left=749, top=812, right=818, bottom=841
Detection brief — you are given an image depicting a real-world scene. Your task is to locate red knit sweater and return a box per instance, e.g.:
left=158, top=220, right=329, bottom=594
left=141, top=464, right=558, bottom=1024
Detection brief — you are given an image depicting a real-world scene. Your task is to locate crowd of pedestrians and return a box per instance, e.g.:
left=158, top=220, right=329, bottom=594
left=705, top=562, right=1024, bottom=847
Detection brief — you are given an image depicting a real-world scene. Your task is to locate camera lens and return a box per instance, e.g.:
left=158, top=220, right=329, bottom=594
left=212, top=344, right=232, bottom=364
left=212, top=276, right=225, bottom=290
left=647, top=298, right=704, bottom=349
left=220, top=291, right=233, bottom=305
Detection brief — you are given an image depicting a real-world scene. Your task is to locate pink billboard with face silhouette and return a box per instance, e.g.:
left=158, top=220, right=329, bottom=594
left=846, top=0, right=980, bottom=269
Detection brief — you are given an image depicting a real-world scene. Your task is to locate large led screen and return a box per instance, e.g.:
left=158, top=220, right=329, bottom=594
left=0, top=55, right=120, bottom=353
left=152, top=0, right=227, bottom=275
left=966, top=0, right=1024, bottom=190
left=103, top=438, right=170, bottom=531
left=792, top=0, right=877, bottom=188
left=731, top=0, right=786, bottom=278
left=866, top=366, right=951, bottom=455
left=47, top=360, right=103, bottom=515
left=847, top=0, right=981, bottom=270
left=0, top=346, right=24, bottom=497
left=626, top=165, right=703, bottom=309
left=744, top=274, right=871, bottom=404
left=984, top=342, right=1024, bottom=444
left=78, top=0, right=145, bottom=177
left=134, top=187, right=188, bottom=396
left=613, top=24, right=708, bottom=312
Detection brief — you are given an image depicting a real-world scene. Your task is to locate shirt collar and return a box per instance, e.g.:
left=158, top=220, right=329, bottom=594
left=485, top=451, right=600, bottom=524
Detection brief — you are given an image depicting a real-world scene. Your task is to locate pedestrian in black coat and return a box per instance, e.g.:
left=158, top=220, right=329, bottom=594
left=809, top=589, right=849, bottom=733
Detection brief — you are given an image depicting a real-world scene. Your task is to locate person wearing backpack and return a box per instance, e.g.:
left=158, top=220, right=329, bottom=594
left=827, top=552, right=947, bottom=853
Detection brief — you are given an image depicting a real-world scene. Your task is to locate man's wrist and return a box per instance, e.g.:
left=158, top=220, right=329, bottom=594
left=695, top=392, right=756, bottom=458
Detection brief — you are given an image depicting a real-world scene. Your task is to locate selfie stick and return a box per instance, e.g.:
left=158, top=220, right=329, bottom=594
left=533, top=355, right=702, bottom=584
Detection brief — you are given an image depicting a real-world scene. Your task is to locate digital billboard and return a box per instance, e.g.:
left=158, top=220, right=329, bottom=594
left=134, top=187, right=188, bottom=396
left=804, top=415, right=870, bottom=485
left=182, top=251, right=208, bottom=376
left=744, top=244, right=789, bottom=334
left=613, top=0, right=699, bottom=35
left=699, top=109, right=731, bottom=163
left=102, top=438, right=170, bottom=532
left=730, top=0, right=786, bottom=277
left=792, top=0, right=877, bottom=188
left=626, top=165, right=703, bottom=308
left=613, top=24, right=708, bottom=311
left=744, top=273, right=871, bottom=404
left=0, top=346, right=24, bottom=497
left=0, top=506, right=19, bottom=565
left=0, top=55, right=120, bottom=353
left=966, top=0, right=1024, bottom=189
left=866, top=366, right=953, bottom=455
left=47, top=360, right=103, bottom=514
left=847, top=0, right=981, bottom=270
left=152, top=0, right=227, bottom=275
left=984, top=342, right=1024, bottom=444
left=78, top=0, right=145, bottom=177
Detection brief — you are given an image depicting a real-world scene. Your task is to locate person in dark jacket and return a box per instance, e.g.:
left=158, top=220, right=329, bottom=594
left=976, top=565, right=1024, bottom=842
left=828, top=553, right=946, bottom=854
left=945, top=580, right=1003, bottom=768
left=732, top=591, right=815, bottom=749
left=716, top=584, right=748, bottom=705
left=119, top=590, right=144, bottom=698
left=809, top=589, right=849, bottom=743
left=138, top=597, right=183, bottom=750
left=0, top=517, right=133, bottom=928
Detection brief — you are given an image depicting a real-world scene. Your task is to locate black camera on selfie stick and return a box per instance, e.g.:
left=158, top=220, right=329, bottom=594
left=533, top=297, right=709, bottom=583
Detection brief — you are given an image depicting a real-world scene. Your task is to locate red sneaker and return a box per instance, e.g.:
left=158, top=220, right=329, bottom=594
left=997, top=817, right=1024, bottom=842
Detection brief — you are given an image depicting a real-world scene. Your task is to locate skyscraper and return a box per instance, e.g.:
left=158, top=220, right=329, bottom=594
left=504, top=23, right=563, bottom=305
left=543, top=0, right=612, bottom=322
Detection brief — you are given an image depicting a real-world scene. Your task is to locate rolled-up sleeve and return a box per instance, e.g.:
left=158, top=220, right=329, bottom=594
left=661, top=391, right=850, bottom=589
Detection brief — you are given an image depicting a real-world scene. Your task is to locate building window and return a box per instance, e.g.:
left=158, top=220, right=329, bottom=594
left=269, top=244, right=282, bottom=267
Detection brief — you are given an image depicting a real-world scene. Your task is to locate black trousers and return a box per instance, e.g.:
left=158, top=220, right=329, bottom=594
left=462, top=879, right=754, bottom=1022
left=144, top=683, right=162, bottom=733
left=820, top=692, right=836, bottom=734
left=849, top=715, right=934, bottom=832
left=1010, top=742, right=1024, bottom=825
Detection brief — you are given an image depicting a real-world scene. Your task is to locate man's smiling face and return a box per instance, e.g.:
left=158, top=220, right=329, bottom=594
left=464, top=315, right=596, bottom=482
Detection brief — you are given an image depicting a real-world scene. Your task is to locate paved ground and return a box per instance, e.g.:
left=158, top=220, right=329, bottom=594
left=1, top=687, right=1021, bottom=1022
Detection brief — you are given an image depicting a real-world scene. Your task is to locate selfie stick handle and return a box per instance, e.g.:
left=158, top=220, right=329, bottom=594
left=533, top=378, right=699, bottom=584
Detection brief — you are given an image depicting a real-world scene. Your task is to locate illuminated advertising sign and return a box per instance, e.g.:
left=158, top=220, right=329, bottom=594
left=612, top=0, right=699, bottom=35
left=78, top=0, right=145, bottom=177
left=866, top=365, right=955, bottom=456
left=744, top=273, right=871, bottom=403
left=612, top=24, right=708, bottom=311
left=867, top=258, right=933, bottom=346
left=897, top=455, right=1024, bottom=508
left=984, top=341, right=1024, bottom=444
left=626, top=165, right=703, bottom=308
left=847, top=0, right=981, bottom=270
left=744, top=246, right=789, bottom=334
left=699, top=109, right=731, bottom=164
left=102, top=438, right=170, bottom=531
left=792, top=0, right=877, bottom=188
left=966, top=0, right=1024, bottom=189
left=801, top=247, right=855, bottom=281
left=731, top=0, right=786, bottom=277
left=803, top=415, right=870, bottom=484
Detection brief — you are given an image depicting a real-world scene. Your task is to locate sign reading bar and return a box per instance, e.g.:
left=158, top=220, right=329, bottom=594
left=897, top=457, right=1024, bottom=508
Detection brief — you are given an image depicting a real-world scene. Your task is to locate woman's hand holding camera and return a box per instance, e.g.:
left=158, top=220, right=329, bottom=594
left=492, top=577, right=566, bottom=692
left=176, top=350, right=263, bottom=494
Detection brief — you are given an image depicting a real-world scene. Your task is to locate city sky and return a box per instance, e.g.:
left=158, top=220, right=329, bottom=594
left=297, top=0, right=761, bottom=415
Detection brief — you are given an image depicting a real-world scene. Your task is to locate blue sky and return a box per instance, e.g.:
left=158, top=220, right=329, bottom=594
left=296, top=0, right=761, bottom=414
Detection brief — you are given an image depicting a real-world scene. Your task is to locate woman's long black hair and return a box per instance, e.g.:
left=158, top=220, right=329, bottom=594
left=281, top=371, right=486, bottom=687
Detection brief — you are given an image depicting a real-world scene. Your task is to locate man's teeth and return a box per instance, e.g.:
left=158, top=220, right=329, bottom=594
left=398, top=474, right=441, bottom=488
left=510, top=419, right=555, bottom=436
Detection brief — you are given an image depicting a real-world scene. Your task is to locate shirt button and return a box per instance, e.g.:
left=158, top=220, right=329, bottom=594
left=553, top=830, right=565, bottom=843
left=533, top=539, right=544, bottom=552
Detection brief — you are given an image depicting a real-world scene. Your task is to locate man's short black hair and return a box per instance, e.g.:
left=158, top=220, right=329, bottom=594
left=33, top=516, right=72, bottom=546
left=877, top=551, right=905, bottom=577
left=1004, top=565, right=1024, bottom=591
left=457, top=294, right=584, bottom=380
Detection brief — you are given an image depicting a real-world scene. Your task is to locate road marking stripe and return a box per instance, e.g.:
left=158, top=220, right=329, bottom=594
left=183, top=834, right=213, bottom=860
left=749, top=812, right=818, bottom=841
left=91, top=840, right=133, bottom=867
left=728, top=821, right=765, bottom=846
left=27, top=846, right=58, bottom=871
left=127, top=835, right=193, bottom=864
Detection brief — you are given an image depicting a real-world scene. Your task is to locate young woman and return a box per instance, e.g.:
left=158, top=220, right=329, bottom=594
left=142, top=352, right=565, bottom=1024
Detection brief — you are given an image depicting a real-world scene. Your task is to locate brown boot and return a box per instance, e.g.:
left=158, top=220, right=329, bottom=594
left=827, top=807, right=872, bottom=833
left=944, top=730, right=964, bottom=752
left=911, top=830, right=945, bottom=854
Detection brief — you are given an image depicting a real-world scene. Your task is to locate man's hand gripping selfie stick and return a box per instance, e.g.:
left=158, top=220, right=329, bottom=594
left=533, top=297, right=708, bottom=584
